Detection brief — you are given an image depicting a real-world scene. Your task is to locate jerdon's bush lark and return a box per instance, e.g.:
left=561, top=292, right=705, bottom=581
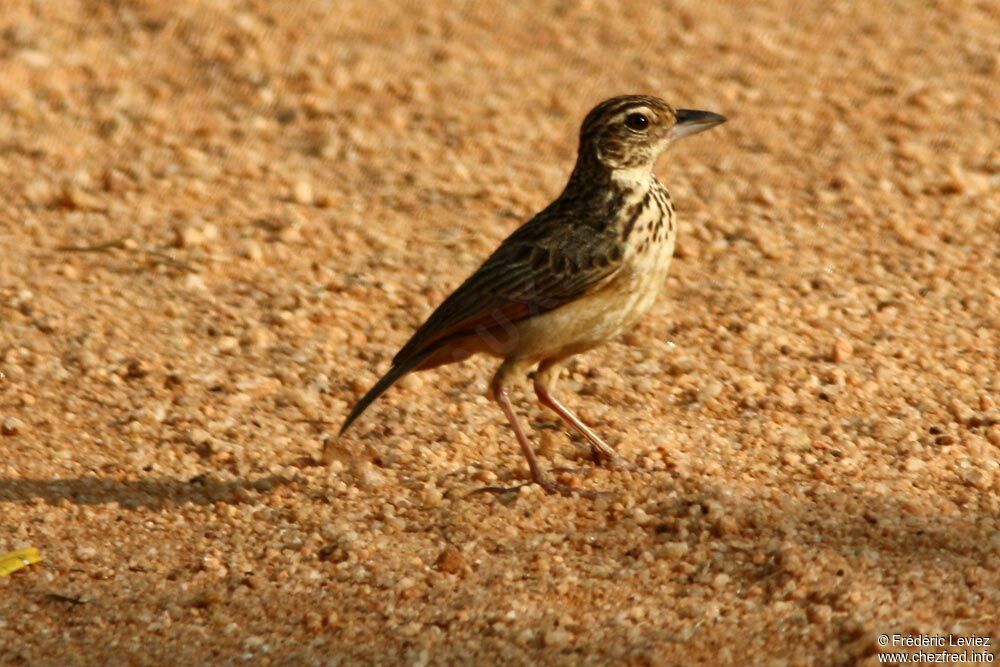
left=333, top=95, right=726, bottom=496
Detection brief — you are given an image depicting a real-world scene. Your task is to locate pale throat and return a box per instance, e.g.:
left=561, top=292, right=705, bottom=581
left=608, top=165, right=659, bottom=208
left=610, top=165, right=655, bottom=191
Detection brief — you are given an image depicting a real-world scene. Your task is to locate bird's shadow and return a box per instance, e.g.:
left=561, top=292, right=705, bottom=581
left=0, top=474, right=291, bottom=510
left=2, top=469, right=995, bottom=568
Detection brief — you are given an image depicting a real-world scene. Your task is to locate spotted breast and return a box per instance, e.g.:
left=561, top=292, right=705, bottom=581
left=606, top=176, right=677, bottom=331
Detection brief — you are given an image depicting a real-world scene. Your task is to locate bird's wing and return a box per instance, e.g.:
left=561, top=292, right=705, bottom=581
left=392, top=213, right=625, bottom=366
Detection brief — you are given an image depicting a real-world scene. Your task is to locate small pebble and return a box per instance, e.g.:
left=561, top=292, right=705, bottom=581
left=964, top=469, right=990, bottom=490
left=61, top=185, right=104, bottom=211
left=1, top=417, right=24, bottom=436
left=699, top=382, right=724, bottom=403
left=421, top=485, right=443, bottom=508
left=240, top=240, right=264, bottom=262
left=657, top=542, right=689, bottom=559
left=217, top=336, right=240, bottom=354
left=174, top=225, right=205, bottom=248
left=184, top=274, right=208, bottom=292
left=807, top=604, right=833, bottom=625
left=831, top=338, right=853, bottom=363
left=189, top=428, right=211, bottom=446
left=293, top=180, right=314, bottom=205
left=543, top=628, right=574, bottom=649
left=435, top=545, right=464, bottom=575
left=397, top=374, right=423, bottom=391
left=76, top=545, right=98, bottom=561
left=355, top=464, right=385, bottom=489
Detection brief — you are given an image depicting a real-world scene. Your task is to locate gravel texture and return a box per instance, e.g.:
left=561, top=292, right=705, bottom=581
left=1, top=1, right=998, bottom=665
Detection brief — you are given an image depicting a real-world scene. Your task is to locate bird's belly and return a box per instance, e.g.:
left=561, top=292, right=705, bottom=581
left=509, top=238, right=675, bottom=361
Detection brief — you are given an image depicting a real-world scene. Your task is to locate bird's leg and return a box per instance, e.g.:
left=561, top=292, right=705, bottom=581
left=474, top=360, right=602, bottom=498
left=493, top=385, right=553, bottom=489
left=534, top=358, right=636, bottom=471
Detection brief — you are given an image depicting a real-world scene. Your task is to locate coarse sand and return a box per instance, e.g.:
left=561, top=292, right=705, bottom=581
left=1, top=1, right=998, bottom=665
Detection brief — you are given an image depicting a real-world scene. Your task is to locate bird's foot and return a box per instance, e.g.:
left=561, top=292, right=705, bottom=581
left=468, top=473, right=607, bottom=499
left=602, top=453, right=638, bottom=472
left=537, top=476, right=608, bottom=499
left=588, top=446, right=638, bottom=472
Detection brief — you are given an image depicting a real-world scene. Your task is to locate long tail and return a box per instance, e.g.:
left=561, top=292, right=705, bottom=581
left=339, top=349, right=433, bottom=436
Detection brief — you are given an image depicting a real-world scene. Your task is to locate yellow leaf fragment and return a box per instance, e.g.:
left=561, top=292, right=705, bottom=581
left=0, top=547, right=43, bottom=577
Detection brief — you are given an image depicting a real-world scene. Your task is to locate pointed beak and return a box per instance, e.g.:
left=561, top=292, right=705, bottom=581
left=669, top=108, right=727, bottom=141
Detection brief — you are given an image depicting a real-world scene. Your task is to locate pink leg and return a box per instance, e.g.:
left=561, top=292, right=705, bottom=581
left=493, top=384, right=553, bottom=490
left=533, top=358, right=635, bottom=471
left=477, top=359, right=602, bottom=497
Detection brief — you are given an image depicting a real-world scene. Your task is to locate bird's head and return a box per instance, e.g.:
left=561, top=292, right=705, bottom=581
left=578, top=95, right=726, bottom=173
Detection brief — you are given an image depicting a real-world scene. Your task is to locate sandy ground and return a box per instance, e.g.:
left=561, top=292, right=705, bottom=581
left=1, top=0, right=998, bottom=664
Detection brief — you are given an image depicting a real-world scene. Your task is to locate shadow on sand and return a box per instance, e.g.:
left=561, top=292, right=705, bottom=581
left=0, top=475, right=291, bottom=509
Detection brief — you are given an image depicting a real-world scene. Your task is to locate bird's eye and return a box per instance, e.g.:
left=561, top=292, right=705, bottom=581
left=624, top=112, right=649, bottom=131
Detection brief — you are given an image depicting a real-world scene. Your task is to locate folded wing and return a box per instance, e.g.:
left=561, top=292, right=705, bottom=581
left=392, top=215, right=625, bottom=366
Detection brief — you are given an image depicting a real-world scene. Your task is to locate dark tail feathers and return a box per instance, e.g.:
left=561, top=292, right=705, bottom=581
left=339, top=350, right=432, bottom=436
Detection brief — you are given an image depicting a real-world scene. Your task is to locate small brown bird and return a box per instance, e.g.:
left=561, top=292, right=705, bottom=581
left=332, top=95, right=725, bottom=495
